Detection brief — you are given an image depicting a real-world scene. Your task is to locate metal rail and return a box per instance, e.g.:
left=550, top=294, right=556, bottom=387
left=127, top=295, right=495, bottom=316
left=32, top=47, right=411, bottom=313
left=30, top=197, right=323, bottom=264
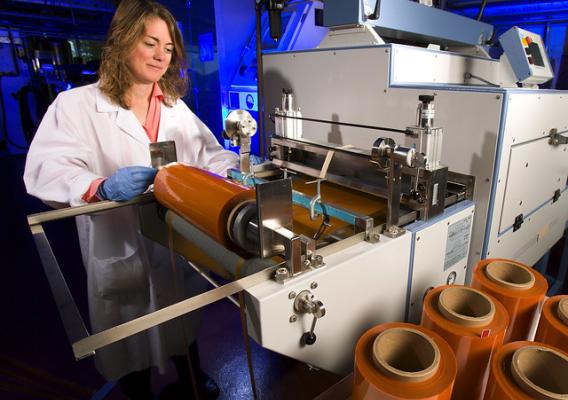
left=272, top=113, right=410, bottom=135
left=27, top=194, right=276, bottom=360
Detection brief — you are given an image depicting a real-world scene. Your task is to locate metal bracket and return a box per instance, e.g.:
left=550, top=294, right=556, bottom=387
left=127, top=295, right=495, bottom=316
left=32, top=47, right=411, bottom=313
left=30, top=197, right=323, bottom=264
left=256, top=179, right=317, bottom=278
left=553, top=189, right=561, bottom=203
left=513, top=214, right=524, bottom=232
left=355, top=216, right=378, bottom=243
left=549, top=128, right=568, bottom=146
left=149, top=141, right=177, bottom=169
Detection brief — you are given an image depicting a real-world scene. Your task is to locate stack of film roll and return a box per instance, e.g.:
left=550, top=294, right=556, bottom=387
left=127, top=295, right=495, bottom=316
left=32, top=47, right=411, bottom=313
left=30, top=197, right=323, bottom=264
left=352, top=322, right=457, bottom=400
left=421, top=286, right=508, bottom=400
left=535, top=295, right=568, bottom=354
left=471, top=258, right=548, bottom=342
left=484, top=341, right=568, bottom=399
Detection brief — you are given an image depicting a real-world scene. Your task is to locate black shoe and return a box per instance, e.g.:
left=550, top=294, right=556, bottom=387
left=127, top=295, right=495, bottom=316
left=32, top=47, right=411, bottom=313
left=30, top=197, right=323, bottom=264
left=118, top=368, right=153, bottom=400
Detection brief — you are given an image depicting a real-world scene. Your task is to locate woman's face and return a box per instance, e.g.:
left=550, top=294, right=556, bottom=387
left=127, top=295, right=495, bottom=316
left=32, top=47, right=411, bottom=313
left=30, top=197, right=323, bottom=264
left=126, top=17, right=174, bottom=85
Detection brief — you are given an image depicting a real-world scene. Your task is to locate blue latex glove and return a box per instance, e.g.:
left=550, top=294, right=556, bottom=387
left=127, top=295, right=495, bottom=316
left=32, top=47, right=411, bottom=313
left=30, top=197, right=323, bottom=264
left=97, top=166, right=157, bottom=202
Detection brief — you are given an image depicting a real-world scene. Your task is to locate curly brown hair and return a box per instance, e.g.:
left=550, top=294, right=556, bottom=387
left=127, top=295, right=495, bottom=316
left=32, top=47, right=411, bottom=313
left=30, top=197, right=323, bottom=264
left=98, top=0, right=188, bottom=108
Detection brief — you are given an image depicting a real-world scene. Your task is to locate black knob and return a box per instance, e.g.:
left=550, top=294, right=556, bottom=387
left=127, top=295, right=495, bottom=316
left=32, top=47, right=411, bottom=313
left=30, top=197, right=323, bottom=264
left=419, top=95, right=434, bottom=103
left=302, top=332, right=317, bottom=345
left=282, top=88, right=293, bottom=95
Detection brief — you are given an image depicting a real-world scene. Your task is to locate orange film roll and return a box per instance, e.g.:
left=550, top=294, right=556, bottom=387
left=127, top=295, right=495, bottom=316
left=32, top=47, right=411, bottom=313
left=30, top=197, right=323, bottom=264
left=421, top=286, right=509, bottom=400
left=484, top=341, right=568, bottom=400
left=471, top=258, right=548, bottom=343
left=153, top=163, right=255, bottom=246
left=534, top=295, right=568, bottom=354
left=353, top=322, right=457, bottom=400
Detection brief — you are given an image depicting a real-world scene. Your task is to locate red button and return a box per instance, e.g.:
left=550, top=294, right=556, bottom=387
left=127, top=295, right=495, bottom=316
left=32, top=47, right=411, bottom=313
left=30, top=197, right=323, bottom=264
left=526, top=36, right=533, bottom=44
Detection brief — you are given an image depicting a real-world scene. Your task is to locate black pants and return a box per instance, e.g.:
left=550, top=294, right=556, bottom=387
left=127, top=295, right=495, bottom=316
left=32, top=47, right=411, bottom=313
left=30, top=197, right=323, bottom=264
left=117, top=342, right=203, bottom=400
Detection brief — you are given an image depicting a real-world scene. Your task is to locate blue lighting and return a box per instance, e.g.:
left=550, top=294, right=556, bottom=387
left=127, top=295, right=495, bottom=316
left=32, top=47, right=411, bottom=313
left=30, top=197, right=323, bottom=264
left=456, top=1, right=568, bottom=22
left=198, top=32, right=215, bottom=62
left=40, top=63, right=54, bottom=72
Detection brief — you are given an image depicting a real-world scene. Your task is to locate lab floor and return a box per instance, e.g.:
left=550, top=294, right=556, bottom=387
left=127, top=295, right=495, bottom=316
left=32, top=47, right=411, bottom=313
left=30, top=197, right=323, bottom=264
left=0, top=154, right=341, bottom=400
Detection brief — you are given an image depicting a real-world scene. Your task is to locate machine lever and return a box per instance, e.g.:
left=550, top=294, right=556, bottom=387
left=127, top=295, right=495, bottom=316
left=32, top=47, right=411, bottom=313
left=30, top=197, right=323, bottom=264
left=294, top=291, right=326, bottom=345
left=302, top=311, right=320, bottom=345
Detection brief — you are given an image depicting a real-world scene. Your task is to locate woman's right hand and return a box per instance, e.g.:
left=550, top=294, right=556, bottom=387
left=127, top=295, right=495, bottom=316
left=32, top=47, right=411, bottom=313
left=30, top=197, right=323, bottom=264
left=97, top=166, right=157, bottom=202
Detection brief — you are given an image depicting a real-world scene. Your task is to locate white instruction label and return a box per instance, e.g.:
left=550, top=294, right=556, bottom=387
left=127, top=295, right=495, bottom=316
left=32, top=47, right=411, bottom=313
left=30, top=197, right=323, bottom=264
left=444, top=215, right=472, bottom=270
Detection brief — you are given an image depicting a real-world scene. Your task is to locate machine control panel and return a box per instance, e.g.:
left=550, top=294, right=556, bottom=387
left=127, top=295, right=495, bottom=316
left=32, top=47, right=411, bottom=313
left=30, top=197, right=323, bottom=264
left=499, top=26, right=554, bottom=86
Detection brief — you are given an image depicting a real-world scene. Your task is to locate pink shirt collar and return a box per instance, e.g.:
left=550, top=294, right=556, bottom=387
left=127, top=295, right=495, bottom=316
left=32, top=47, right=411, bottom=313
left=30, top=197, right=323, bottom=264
left=143, top=83, right=164, bottom=143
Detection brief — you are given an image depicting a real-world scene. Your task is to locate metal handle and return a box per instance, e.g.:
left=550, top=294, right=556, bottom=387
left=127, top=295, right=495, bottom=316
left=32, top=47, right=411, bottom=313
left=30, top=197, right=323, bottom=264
left=307, top=179, right=324, bottom=221
left=294, top=290, right=326, bottom=345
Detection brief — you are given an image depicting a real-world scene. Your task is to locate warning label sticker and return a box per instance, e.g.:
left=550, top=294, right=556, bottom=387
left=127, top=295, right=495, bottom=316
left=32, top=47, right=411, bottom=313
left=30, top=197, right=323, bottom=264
left=444, top=215, right=472, bottom=271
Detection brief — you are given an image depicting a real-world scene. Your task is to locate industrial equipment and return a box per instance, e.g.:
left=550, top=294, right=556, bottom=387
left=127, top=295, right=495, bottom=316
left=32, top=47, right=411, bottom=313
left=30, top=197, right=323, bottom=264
left=28, top=0, right=567, bottom=387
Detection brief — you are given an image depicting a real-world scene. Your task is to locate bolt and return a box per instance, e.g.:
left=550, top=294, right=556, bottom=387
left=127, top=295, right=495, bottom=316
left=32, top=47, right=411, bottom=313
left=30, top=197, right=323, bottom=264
left=288, top=291, right=296, bottom=299
left=275, top=267, right=290, bottom=282
left=310, top=282, right=318, bottom=289
left=289, top=315, right=297, bottom=323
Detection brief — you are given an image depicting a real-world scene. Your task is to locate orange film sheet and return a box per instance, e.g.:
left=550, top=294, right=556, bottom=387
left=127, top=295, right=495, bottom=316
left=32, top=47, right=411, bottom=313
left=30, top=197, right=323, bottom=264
left=471, top=258, right=548, bottom=343
left=534, top=295, right=568, bottom=354
left=421, top=286, right=508, bottom=400
left=353, top=322, right=456, bottom=400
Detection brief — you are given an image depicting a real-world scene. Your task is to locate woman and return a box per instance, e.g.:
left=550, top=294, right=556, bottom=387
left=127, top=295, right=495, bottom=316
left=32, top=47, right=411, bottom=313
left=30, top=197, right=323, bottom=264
left=24, top=0, right=237, bottom=398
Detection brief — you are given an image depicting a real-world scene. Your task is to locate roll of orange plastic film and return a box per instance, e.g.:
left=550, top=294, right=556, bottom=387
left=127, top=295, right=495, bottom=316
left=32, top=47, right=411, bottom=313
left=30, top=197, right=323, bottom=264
left=421, top=285, right=508, bottom=400
left=153, top=164, right=255, bottom=247
left=484, top=341, right=568, bottom=400
left=534, top=296, right=568, bottom=354
left=471, top=258, right=548, bottom=343
left=353, top=322, right=457, bottom=400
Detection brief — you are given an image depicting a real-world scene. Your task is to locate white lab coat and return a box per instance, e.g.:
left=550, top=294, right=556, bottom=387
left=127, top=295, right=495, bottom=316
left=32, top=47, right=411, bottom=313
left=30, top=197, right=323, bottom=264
left=24, top=83, right=238, bottom=380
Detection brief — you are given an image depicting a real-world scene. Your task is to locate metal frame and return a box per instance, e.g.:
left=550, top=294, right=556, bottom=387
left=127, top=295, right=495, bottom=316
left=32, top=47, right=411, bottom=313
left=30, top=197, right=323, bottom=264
left=27, top=194, right=276, bottom=360
left=229, top=168, right=377, bottom=241
left=323, top=0, right=493, bottom=46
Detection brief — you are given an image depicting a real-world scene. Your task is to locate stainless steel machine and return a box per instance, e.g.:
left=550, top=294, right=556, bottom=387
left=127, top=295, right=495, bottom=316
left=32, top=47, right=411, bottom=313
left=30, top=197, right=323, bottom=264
left=28, top=0, right=567, bottom=380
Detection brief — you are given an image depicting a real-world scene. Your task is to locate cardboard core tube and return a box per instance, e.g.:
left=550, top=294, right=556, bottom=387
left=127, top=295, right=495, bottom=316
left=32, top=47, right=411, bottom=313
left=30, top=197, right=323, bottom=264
left=558, top=298, right=568, bottom=326
left=371, top=327, right=440, bottom=382
left=486, top=261, right=535, bottom=290
left=510, top=346, right=568, bottom=400
left=438, top=287, right=495, bottom=327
